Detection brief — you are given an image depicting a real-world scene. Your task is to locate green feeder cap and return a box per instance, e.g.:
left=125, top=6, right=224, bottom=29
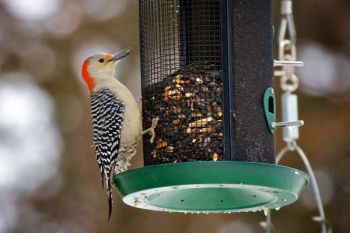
left=114, top=161, right=309, bottom=213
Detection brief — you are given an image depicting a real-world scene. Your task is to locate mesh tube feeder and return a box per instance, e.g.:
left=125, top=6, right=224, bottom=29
left=114, top=0, right=309, bottom=213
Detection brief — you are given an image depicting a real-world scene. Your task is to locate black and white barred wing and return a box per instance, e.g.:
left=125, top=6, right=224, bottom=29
left=90, top=89, right=125, bottom=187
left=91, top=89, right=125, bottom=219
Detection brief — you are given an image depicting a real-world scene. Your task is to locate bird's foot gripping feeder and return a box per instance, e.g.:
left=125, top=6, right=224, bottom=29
left=115, top=162, right=308, bottom=213
left=115, top=0, right=309, bottom=214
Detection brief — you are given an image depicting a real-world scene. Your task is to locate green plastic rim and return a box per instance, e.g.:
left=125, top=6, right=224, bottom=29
left=114, top=161, right=309, bottom=213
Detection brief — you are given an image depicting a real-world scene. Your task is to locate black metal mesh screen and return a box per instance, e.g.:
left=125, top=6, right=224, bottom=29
left=231, top=0, right=274, bottom=163
left=141, top=0, right=223, bottom=164
left=140, top=0, right=274, bottom=165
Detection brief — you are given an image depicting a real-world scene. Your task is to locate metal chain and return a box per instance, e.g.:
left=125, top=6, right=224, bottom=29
left=261, top=1, right=332, bottom=233
left=275, top=0, right=299, bottom=92
left=279, top=40, right=299, bottom=92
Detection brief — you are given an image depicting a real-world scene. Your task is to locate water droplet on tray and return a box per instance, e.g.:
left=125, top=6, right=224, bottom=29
left=263, top=207, right=269, bottom=216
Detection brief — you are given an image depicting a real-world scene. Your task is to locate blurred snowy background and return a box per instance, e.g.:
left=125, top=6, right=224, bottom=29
left=0, top=0, right=349, bottom=232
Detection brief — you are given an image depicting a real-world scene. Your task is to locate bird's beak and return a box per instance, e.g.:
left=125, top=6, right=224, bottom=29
left=108, top=48, right=133, bottom=62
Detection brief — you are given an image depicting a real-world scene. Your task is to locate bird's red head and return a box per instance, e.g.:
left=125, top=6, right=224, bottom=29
left=81, top=54, right=113, bottom=91
left=81, top=58, right=95, bottom=91
left=81, top=49, right=133, bottom=91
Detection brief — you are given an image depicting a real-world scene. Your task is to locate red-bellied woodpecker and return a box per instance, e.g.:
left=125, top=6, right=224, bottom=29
left=81, top=48, right=158, bottom=219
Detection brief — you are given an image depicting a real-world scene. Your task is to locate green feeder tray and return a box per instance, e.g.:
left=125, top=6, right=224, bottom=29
left=114, top=161, right=309, bottom=213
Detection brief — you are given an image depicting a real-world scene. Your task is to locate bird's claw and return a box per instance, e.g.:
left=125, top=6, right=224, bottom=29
left=142, top=117, right=159, bottom=144
left=151, top=117, right=159, bottom=128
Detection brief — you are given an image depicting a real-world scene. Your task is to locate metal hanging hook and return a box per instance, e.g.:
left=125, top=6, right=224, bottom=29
left=261, top=0, right=332, bottom=233
left=275, top=3, right=303, bottom=93
left=278, top=0, right=297, bottom=47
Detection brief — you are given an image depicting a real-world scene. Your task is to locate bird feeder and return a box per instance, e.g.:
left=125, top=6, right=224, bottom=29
left=114, top=0, right=309, bottom=213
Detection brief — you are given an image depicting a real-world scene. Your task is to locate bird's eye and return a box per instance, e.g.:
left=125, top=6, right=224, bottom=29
left=98, top=58, right=104, bottom=63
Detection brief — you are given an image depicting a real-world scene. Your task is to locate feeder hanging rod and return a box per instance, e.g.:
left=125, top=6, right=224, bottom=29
left=260, top=1, right=332, bottom=233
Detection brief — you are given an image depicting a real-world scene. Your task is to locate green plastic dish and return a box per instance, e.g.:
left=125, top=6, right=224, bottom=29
left=113, top=161, right=309, bottom=213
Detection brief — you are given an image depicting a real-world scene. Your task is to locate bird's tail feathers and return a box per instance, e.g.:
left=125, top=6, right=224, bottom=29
left=104, top=169, right=113, bottom=221
left=99, top=164, right=115, bottom=220
left=107, top=180, right=113, bottom=221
